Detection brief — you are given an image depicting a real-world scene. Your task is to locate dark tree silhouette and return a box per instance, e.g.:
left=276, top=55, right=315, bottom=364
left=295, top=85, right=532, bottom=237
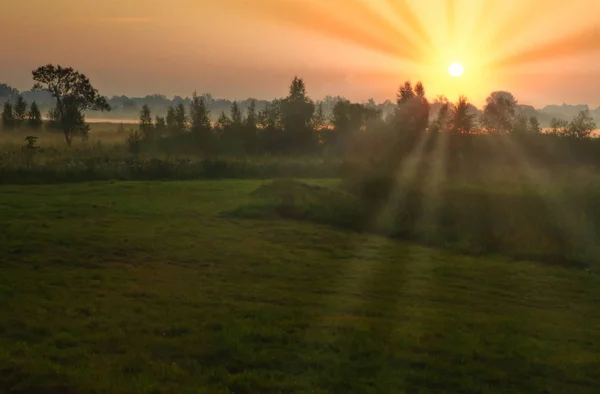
left=280, top=77, right=315, bottom=153
left=529, top=116, right=541, bottom=134
left=174, top=103, right=188, bottom=133
left=190, top=92, right=212, bottom=152
left=32, top=64, right=110, bottom=145
left=139, top=105, right=154, bottom=140
left=27, top=101, right=43, bottom=130
left=450, top=96, right=476, bottom=134
left=566, top=109, right=596, bottom=139
left=482, top=91, right=517, bottom=134
left=231, top=101, right=243, bottom=126
left=0, top=83, right=18, bottom=99
left=216, top=110, right=231, bottom=133
left=154, top=116, right=166, bottom=136
left=430, top=98, right=450, bottom=134
left=1, top=101, right=14, bottom=131
left=166, top=106, right=177, bottom=134
left=13, top=96, right=27, bottom=129
left=244, top=99, right=258, bottom=153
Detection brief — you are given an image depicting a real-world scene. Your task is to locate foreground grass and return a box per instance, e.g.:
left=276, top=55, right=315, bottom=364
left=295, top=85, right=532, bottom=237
left=0, top=180, right=599, bottom=393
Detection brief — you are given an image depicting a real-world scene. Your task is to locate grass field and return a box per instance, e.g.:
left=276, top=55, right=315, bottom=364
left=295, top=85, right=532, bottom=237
left=1, top=180, right=599, bottom=393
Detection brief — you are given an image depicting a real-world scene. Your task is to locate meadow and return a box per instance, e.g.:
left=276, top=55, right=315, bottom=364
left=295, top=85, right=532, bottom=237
left=1, top=180, right=599, bottom=393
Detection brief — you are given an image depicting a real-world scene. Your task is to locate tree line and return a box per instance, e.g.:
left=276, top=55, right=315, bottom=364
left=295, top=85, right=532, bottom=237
left=1, top=65, right=597, bottom=158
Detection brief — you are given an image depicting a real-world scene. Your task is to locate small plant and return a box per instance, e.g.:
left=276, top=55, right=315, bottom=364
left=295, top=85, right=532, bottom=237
left=24, top=136, right=39, bottom=149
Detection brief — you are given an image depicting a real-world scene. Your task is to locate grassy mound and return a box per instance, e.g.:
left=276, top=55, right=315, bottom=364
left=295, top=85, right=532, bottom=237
left=232, top=178, right=600, bottom=268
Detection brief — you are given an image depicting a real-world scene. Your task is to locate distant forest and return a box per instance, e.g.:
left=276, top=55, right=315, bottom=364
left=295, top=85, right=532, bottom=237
left=1, top=82, right=598, bottom=127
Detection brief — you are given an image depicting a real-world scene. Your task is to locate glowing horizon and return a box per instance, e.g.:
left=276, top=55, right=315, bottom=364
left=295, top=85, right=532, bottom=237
left=1, top=0, right=599, bottom=107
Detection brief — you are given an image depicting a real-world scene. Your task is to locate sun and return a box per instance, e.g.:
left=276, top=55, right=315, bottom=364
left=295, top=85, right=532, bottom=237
left=448, top=62, right=464, bottom=77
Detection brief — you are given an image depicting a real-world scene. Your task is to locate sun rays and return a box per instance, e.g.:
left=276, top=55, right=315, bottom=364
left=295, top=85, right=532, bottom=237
left=223, top=0, right=599, bottom=102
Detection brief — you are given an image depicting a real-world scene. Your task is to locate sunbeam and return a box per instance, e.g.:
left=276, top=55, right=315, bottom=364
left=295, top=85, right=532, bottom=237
left=489, top=26, right=600, bottom=69
left=384, top=0, right=436, bottom=54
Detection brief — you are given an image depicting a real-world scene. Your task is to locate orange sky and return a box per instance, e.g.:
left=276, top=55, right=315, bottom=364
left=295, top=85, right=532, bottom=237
left=2, top=0, right=599, bottom=107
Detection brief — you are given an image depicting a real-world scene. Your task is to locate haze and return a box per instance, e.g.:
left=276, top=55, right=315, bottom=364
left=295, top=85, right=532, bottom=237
left=2, top=0, right=599, bottom=106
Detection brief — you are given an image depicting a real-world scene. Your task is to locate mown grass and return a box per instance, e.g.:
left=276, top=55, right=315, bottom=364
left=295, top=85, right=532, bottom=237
left=0, top=180, right=599, bottom=393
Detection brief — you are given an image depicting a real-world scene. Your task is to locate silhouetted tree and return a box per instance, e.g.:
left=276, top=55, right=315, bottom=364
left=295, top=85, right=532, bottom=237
left=394, top=80, right=429, bottom=137
left=174, top=103, right=188, bottom=133
left=312, top=102, right=327, bottom=130
left=1, top=101, right=14, bottom=131
left=430, top=98, right=450, bottom=134
left=482, top=91, right=517, bottom=134
left=566, top=109, right=596, bottom=139
left=32, top=64, right=110, bottom=145
left=450, top=96, right=476, bottom=134
left=27, top=101, right=43, bottom=130
left=13, top=96, right=27, bottom=129
left=166, top=105, right=177, bottom=134
left=550, top=117, right=569, bottom=136
left=0, top=83, right=18, bottom=99
left=258, top=99, right=283, bottom=152
left=231, top=101, right=243, bottom=126
left=280, top=77, right=315, bottom=153
left=216, top=111, right=231, bottom=137
left=244, top=99, right=258, bottom=153
left=529, top=116, right=541, bottom=134
left=512, top=114, right=530, bottom=134
left=155, top=116, right=166, bottom=136
left=139, top=104, right=154, bottom=141
left=190, top=92, right=212, bottom=152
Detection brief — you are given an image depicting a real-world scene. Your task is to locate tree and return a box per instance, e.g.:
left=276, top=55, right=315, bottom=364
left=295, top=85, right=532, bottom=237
left=450, top=96, right=476, bottom=134
left=430, top=99, right=450, bottom=134
left=27, top=101, right=43, bottom=130
left=397, top=81, right=415, bottom=103
left=280, top=77, right=315, bottom=153
left=155, top=116, right=166, bottom=136
left=312, top=101, right=327, bottom=131
left=190, top=92, right=212, bottom=152
left=216, top=111, right=231, bottom=136
left=139, top=104, right=154, bottom=140
left=1, top=101, right=14, bottom=131
left=0, top=83, right=18, bottom=99
left=13, top=96, right=28, bottom=129
left=245, top=100, right=258, bottom=130
left=174, top=103, right=188, bottom=133
left=32, top=64, right=110, bottom=145
left=231, top=101, right=243, bottom=126
left=566, top=109, right=596, bottom=139
left=258, top=99, right=283, bottom=152
left=529, top=116, right=541, bottom=134
left=190, top=92, right=211, bottom=135
left=166, top=105, right=177, bottom=134
left=549, top=117, right=569, bottom=136
left=394, top=80, right=429, bottom=136
left=481, top=91, right=517, bottom=133
left=244, top=99, right=258, bottom=153
left=511, top=114, right=529, bottom=134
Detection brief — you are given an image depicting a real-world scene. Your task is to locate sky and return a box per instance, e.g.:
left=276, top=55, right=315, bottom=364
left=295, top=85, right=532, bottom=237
left=2, top=0, right=599, bottom=107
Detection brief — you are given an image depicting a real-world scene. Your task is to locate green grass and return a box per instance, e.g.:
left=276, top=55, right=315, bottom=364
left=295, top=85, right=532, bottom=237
left=0, top=180, right=599, bottom=393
